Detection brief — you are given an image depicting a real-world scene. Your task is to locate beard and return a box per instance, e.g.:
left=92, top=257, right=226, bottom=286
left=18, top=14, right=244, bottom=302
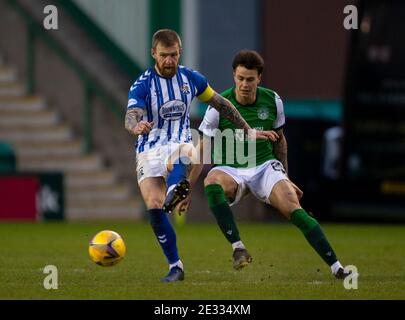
left=156, top=64, right=177, bottom=78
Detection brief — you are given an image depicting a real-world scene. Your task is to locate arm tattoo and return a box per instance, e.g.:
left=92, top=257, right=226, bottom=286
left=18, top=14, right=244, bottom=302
left=208, top=93, right=251, bottom=132
left=125, top=107, right=143, bottom=134
left=274, top=130, right=288, bottom=174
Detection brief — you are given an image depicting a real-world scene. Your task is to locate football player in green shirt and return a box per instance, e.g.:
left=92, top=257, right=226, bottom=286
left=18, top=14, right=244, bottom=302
left=198, top=50, right=351, bottom=279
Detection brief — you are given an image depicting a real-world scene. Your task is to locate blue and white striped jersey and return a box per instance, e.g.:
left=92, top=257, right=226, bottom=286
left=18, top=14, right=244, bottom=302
left=127, top=65, right=214, bottom=154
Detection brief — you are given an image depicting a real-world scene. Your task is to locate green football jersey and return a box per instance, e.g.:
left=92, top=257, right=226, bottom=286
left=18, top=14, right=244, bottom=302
left=199, top=86, right=285, bottom=168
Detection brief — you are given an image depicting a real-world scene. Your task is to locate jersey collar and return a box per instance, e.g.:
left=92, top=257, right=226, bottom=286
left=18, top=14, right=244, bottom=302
left=232, top=87, right=260, bottom=107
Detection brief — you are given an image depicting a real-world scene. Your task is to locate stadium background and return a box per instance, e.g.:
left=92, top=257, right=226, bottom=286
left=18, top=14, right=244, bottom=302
left=0, top=0, right=365, bottom=222
left=3, top=0, right=404, bottom=224
left=0, top=0, right=405, bottom=301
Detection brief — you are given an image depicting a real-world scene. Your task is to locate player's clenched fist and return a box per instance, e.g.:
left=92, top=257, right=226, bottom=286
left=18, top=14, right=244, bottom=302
left=132, top=121, right=154, bottom=135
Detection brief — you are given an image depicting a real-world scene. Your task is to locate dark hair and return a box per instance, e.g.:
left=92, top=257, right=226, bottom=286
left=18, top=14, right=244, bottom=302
left=152, top=29, right=182, bottom=49
left=232, top=50, right=264, bottom=75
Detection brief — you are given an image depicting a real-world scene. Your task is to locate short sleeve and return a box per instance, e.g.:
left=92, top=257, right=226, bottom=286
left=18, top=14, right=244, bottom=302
left=272, top=92, right=285, bottom=130
left=182, top=67, right=215, bottom=101
left=198, top=106, right=220, bottom=137
left=127, top=73, right=149, bottom=109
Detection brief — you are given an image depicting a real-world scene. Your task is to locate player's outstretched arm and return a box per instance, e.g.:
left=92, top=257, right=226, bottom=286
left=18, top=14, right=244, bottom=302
left=125, top=107, right=153, bottom=136
left=207, top=93, right=251, bottom=132
left=206, top=93, right=278, bottom=141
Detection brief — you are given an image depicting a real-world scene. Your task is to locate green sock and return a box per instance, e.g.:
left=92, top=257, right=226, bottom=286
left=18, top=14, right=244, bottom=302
left=290, top=208, right=338, bottom=266
left=204, top=184, right=240, bottom=244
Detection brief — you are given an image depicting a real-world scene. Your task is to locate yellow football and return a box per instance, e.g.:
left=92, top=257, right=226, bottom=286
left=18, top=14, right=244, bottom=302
left=88, top=230, right=126, bottom=267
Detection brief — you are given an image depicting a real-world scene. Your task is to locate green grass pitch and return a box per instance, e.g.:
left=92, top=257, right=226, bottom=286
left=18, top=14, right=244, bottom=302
left=0, top=221, right=404, bottom=299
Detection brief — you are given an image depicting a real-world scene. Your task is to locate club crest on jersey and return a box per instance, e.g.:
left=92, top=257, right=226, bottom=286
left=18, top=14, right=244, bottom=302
left=258, top=107, right=270, bottom=120
left=180, top=83, right=190, bottom=95
left=159, top=100, right=186, bottom=120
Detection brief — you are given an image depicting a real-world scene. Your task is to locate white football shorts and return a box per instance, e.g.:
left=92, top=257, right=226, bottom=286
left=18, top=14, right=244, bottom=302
left=136, top=142, right=195, bottom=184
left=209, top=159, right=289, bottom=206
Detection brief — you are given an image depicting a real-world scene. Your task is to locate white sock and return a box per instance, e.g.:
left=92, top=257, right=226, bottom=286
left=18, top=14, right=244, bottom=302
left=169, top=260, right=184, bottom=271
left=232, top=241, right=246, bottom=251
left=331, top=261, right=343, bottom=274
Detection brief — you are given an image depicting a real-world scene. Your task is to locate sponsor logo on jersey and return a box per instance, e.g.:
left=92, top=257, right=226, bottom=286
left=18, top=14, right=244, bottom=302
left=159, top=100, right=187, bottom=120
left=258, top=107, right=270, bottom=120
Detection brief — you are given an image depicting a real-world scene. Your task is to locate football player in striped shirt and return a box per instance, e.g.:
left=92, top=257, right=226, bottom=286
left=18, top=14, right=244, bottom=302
left=125, top=30, right=277, bottom=282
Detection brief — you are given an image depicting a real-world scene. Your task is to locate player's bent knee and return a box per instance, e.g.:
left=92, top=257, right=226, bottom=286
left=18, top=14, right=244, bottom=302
left=204, top=176, right=216, bottom=187
left=275, top=198, right=301, bottom=219
left=204, top=175, right=221, bottom=187
left=179, top=144, right=197, bottom=161
left=283, top=203, right=302, bottom=218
